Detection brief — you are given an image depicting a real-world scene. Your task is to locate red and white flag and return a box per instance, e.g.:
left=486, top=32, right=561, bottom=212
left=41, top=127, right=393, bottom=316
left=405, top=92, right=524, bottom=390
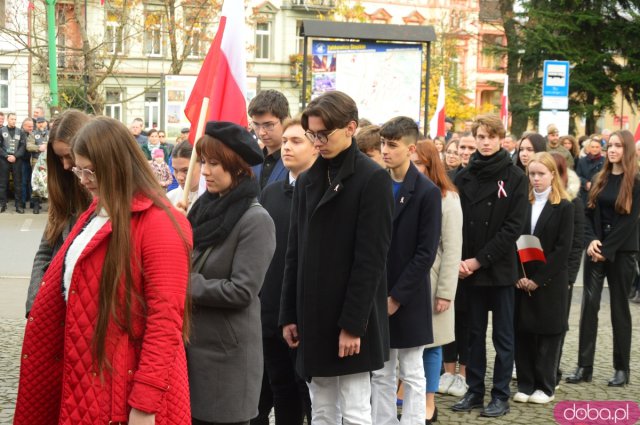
left=500, top=74, right=509, bottom=131
left=516, top=235, right=546, bottom=264
left=184, top=0, right=247, bottom=144
left=428, top=76, right=446, bottom=140
left=634, top=121, right=640, bottom=143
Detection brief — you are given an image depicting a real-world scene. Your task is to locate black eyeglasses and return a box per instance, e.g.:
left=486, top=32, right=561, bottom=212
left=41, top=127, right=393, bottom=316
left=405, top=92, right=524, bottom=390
left=304, top=128, right=339, bottom=144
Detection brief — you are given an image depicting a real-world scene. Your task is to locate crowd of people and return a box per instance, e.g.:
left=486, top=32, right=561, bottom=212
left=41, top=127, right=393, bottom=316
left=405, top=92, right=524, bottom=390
left=8, top=89, right=640, bottom=425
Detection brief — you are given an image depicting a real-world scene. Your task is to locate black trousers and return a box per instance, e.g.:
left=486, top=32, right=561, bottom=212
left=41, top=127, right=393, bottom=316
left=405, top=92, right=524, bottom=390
left=466, top=285, right=514, bottom=401
left=515, top=331, right=562, bottom=396
left=557, top=282, right=575, bottom=384
left=442, top=308, right=469, bottom=365
left=578, top=251, right=635, bottom=371
left=252, top=335, right=311, bottom=425
left=0, top=158, right=22, bottom=205
left=193, top=419, right=249, bottom=425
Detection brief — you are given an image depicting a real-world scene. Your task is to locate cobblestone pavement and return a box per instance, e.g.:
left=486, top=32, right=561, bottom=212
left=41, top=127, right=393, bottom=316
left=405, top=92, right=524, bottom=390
left=1, top=284, right=639, bottom=424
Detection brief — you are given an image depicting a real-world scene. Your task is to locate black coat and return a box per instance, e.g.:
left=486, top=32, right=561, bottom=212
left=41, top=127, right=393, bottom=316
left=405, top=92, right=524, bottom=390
left=576, top=155, right=604, bottom=203
left=279, top=141, right=393, bottom=378
left=454, top=151, right=528, bottom=287
left=584, top=176, right=640, bottom=261
left=516, top=199, right=574, bottom=334
left=259, top=176, right=294, bottom=338
left=387, top=163, right=441, bottom=348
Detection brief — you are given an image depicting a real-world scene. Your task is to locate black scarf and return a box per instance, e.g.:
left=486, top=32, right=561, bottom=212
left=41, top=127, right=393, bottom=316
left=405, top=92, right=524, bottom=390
left=187, top=177, right=260, bottom=251
left=467, top=149, right=513, bottom=182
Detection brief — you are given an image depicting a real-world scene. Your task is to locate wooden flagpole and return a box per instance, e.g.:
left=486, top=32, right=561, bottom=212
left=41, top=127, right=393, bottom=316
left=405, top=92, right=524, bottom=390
left=182, top=97, right=210, bottom=208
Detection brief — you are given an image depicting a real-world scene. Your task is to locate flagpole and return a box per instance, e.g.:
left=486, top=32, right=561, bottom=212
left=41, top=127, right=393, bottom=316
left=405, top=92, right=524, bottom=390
left=519, top=261, right=532, bottom=297
left=182, top=97, right=210, bottom=208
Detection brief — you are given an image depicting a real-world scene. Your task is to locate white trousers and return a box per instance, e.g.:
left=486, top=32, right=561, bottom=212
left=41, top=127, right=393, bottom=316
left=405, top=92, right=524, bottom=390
left=371, top=347, right=426, bottom=425
left=308, top=372, right=372, bottom=425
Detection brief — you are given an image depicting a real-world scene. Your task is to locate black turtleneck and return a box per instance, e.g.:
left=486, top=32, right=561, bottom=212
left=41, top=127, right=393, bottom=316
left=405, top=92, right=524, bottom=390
left=327, top=143, right=351, bottom=187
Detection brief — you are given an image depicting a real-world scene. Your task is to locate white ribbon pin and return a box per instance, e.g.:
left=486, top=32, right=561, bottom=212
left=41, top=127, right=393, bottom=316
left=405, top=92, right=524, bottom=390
left=497, top=180, right=507, bottom=198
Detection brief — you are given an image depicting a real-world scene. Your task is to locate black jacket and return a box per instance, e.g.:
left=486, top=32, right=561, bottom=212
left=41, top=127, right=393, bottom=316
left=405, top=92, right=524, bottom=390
left=0, top=126, right=26, bottom=160
left=584, top=175, right=640, bottom=261
left=260, top=176, right=294, bottom=338
left=279, top=140, right=393, bottom=378
left=576, top=155, right=604, bottom=203
left=387, top=163, right=441, bottom=348
left=454, top=149, right=528, bottom=287
left=517, top=199, right=574, bottom=334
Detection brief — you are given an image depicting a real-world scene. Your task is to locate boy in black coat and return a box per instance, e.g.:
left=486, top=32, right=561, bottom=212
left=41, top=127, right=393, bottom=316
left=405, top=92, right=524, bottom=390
left=259, top=118, right=316, bottom=424
left=370, top=117, right=441, bottom=424
left=279, top=92, right=393, bottom=424
left=452, top=114, right=528, bottom=417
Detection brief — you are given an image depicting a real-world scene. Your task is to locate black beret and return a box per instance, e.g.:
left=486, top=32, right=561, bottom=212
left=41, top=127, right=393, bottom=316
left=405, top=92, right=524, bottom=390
left=204, top=121, right=264, bottom=166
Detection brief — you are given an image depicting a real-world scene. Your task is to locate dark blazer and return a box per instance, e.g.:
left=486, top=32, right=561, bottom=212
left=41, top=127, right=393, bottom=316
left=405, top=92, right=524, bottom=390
left=584, top=176, right=640, bottom=261
left=576, top=155, right=604, bottom=202
left=516, top=199, right=574, bottom=334
left=259, top=176, right=294, bottom=338
left=387, top=163, right=441, bottom=348
left=141, top=143, right=171, bottom=161
left=279, top=141, right=393, bottom=378
left=253, top=157, right=287, bottom=188
left=454, top=155, right=528, bottom=287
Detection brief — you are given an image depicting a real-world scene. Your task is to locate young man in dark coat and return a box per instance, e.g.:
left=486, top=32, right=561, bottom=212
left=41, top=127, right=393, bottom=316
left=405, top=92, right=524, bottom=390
left=452, top=114, right=528, bottom=417
left=279, top=91, right=393, bottom=424
left=259, top=117, right=315, bottom=424
left=249, top=90, right=289, bottom=190
left=370, top=117, right=441, bottom=424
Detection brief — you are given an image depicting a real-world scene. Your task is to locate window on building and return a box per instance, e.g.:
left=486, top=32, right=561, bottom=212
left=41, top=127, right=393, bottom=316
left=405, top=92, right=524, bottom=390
left=296, top=21, right=305, bottom=54
left=104, top=90, right=122, bottom=121
left=480, top=89, right=500, bottom=109
left=184, top=8, right=207, bottom=58
left=480, top=34, right=504, bottom=70
left=0, top=0, right=6, bottom=28
left=144, top=12, right=163, bottom=56
left=144, top=93, right=160, bottom=130
left=255, top=22, right=271, bottom=60
left=0, top=68, right=9, bottom=109
left=105, top=12, right=123, bottom=54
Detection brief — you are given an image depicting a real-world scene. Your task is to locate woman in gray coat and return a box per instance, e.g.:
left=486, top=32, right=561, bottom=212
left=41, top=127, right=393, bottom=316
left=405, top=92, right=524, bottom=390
left=186, top=121, right=276, bottom=425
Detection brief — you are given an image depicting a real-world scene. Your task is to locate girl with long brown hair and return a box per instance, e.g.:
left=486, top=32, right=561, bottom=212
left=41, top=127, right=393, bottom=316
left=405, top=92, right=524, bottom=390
left=567, top=129, right=640, bottom=387
left=412, top=141, right=463, bottom=423
left=14, top=117, right=193, bottom=425
left=25, top=110, right=92, bottom=316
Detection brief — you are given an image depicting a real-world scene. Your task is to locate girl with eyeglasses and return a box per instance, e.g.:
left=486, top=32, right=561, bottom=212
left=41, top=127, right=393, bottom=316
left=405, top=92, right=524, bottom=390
left=15, top=117, right=193, bottom=425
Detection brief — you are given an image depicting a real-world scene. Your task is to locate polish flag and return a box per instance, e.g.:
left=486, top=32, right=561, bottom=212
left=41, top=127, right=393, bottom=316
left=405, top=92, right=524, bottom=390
left=516, top=235, right=546, bottom=264
left=428, top=76, right=446, bottom=140
left=184, top=0, right=248, bottom=145
left=500, top=74, right=509, bottom=131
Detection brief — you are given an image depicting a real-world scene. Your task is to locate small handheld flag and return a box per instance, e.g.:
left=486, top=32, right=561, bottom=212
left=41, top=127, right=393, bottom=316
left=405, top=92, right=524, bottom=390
left=516, top=235, right=546, bottom=264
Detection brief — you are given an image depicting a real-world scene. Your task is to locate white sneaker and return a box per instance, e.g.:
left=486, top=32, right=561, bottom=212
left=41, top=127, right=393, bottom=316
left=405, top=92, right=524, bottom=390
left=513, top=392, right=530, bottom=403
left=512, top=364, right=517, bottom=380
left=528, top=390, right=554, bottom=404
left=437, top=372, right=455, bottom=394
left=447, top=374, right=469, bottom=397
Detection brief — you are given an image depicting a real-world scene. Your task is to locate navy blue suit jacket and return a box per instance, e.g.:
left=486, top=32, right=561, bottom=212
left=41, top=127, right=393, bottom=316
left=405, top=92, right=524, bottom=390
left=253, top=157, right=287, bottom=189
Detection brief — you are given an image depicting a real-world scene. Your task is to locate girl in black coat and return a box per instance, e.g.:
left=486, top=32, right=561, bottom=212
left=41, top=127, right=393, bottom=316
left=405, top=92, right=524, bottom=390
left=513, top=152, right=574, bottom=404
left=567, top=130, right=640, bottom=387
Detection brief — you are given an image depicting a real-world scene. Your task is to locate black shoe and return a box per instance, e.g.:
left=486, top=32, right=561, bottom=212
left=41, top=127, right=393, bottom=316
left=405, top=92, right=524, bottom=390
left=480, top=398, right=510, bottom=417
left=33, top=203, right=40, bottom=214
left=608, top=370, right=629, bottom=387
left=451, top=393, right=484, bottom=412
left=566, top=366, right=593, bottom=384
left=0, top=204, right=6, bottom=213
left=16, top=206, right=24, bottom=214
left=426, top=406, right=438, bottom=424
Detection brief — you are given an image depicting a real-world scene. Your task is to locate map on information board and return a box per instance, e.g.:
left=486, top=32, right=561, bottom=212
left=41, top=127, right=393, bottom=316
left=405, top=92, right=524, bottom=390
left=311, top=41, right=423, bottom=125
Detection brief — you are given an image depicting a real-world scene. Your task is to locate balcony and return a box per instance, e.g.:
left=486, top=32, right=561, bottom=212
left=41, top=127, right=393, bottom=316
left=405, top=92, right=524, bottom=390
left=290, top=0, right=335, bottom=12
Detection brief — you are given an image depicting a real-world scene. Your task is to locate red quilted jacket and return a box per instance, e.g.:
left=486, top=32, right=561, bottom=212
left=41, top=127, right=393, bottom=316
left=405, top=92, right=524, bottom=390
left=14, top=195, right=193, bottom=425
